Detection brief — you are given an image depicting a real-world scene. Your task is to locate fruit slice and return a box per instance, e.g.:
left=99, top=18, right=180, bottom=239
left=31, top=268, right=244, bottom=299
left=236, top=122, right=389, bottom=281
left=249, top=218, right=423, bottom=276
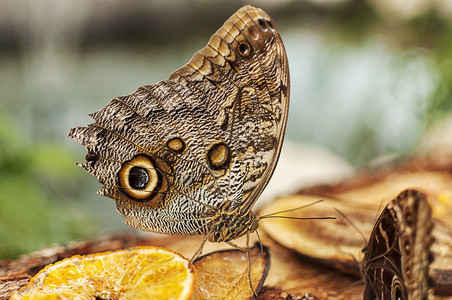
left=11, top=246, right=194, bottom=300
left=192, top=243, right=270, bottom=300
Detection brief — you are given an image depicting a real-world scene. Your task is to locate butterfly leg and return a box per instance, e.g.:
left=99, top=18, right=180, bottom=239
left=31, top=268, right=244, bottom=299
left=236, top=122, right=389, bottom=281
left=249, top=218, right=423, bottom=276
left=190, top=233, right=210, bottom=264
left=226, top=232, right=262, bottom=297
left=247, top=232, right=258, bottom=298
left=225, top=241, right=249, bottom=252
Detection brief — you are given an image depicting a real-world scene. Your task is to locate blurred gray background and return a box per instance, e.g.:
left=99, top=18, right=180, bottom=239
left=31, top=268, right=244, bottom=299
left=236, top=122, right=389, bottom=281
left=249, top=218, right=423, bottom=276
left=1, top=0, right=451, bottom=259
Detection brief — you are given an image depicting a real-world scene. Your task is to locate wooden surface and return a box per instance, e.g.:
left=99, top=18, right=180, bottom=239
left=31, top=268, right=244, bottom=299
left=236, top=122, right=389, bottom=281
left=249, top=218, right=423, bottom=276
left=2, top=156, right=452, bottom=299
left=0, top=232, right=366, bottom=300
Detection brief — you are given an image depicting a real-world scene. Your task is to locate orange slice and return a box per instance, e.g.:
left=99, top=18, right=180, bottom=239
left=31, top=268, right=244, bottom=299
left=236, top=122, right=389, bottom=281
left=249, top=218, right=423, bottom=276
left=11, top=246, right=194, bottom=300
left=192, top=243, right=270, bottom=299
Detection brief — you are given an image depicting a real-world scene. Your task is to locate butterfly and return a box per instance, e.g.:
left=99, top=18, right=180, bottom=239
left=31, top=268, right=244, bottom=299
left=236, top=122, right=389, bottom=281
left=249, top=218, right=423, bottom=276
left=362, top=189, right=435, bottom=299
left=69, top=5, right=289, bottom=251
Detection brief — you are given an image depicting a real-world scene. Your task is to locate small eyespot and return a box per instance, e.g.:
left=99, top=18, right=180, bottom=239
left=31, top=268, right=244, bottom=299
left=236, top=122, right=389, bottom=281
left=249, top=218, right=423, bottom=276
left=238, top=42, right=251, bottom=56
left=167, top=137, right=186, bottom=154
left=207, top=142, right=230, bottom=170
left=267, top=20, right=274, bottom=29
left=404, top=263, right=413, bottom=280
left=401, top=236, right=412, bottom=256
left=258, top=19, right=266, bottom=28
left=404, top=210, right=415, bottom=226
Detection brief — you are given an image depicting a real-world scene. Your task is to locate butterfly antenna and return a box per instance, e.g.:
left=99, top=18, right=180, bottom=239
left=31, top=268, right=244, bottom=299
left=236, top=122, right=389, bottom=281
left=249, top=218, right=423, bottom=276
left=333, top=207, right=367, bottom=245
left=259, top=199, right=322, bottom=218
left=259, top=199, right=335, bottom=221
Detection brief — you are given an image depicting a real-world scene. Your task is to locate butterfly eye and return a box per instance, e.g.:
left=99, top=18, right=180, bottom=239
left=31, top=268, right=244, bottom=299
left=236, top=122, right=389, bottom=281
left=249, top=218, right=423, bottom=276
left=238, top=42, right=251, bottom=56
left=118, top=155, right=160, bottom=201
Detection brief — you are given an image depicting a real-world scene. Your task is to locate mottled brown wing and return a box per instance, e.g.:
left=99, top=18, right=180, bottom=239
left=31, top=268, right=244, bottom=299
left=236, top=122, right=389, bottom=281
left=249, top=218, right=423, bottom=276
left=169, top=5, right=290, bottom=215
left=68, top=5, right=289, bottom=237
left=362, top=189, right=434, bottom=299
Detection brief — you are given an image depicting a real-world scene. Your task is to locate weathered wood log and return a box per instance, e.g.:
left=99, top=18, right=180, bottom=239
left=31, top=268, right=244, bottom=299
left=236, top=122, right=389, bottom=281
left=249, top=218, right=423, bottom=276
left=1, top=231, right=365, bottom=299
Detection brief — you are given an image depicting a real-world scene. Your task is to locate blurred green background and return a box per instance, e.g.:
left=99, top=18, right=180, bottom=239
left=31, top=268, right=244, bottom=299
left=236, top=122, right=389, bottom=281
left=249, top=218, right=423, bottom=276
left=1, top=0, right=451, bottom=259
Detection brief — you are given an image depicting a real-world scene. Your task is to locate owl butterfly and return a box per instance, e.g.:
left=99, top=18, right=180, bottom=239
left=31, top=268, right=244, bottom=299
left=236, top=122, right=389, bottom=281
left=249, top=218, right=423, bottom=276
left=362, top=189, right=435, bottom=300
left=69, top=5, right=289, bottom=251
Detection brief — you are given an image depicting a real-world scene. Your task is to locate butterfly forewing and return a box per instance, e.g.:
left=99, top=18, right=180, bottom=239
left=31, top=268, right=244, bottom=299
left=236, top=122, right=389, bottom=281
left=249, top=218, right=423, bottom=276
left=69, top=5, right=289, bottom=239
left=362, top=189, right=434, bottom=300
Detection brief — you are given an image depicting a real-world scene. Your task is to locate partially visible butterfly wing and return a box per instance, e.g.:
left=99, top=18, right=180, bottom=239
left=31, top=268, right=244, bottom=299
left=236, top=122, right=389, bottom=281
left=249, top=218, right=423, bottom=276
left=68, top=6, right=289, bottom=236
left=362, top=189, right=434, bottom=299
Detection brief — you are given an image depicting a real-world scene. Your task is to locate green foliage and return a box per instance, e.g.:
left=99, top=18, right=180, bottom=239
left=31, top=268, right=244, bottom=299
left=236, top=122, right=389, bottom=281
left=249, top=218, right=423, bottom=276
left=0, top=114, right=94, bottom=259
left=425, top=21, right=452, bottom=125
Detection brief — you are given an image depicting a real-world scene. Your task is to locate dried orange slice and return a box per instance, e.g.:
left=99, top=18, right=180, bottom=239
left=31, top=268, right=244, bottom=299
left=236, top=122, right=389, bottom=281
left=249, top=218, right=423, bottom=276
left=192, top=243, right=270, bottom=299
left=11, top=246, right=194, bottom=300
